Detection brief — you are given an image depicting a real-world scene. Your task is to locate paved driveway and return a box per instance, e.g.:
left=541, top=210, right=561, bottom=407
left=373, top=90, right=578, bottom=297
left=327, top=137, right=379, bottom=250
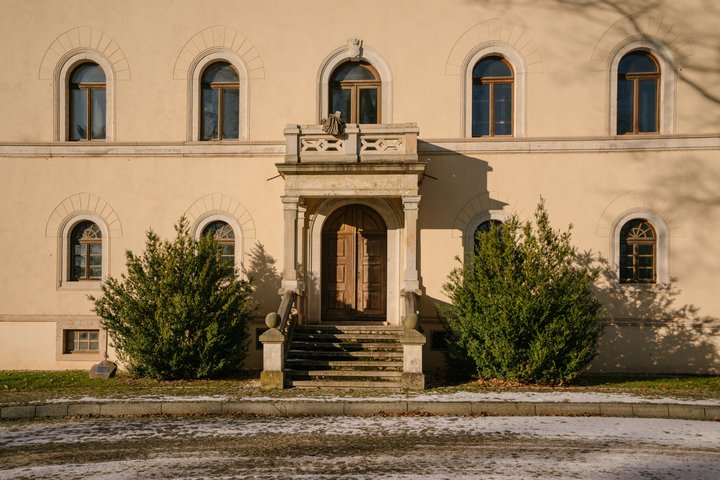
left=1, top=415, right=719, bottom=479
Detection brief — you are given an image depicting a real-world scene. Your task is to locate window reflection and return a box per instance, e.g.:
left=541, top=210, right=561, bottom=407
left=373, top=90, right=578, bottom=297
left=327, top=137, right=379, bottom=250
left=69, top=63, right=106, bottom=141
left=329, top=61, right=380, bottom=124
left=472, top=56, right=513, bottom=137
left=201, top=62, right=239, bottom=140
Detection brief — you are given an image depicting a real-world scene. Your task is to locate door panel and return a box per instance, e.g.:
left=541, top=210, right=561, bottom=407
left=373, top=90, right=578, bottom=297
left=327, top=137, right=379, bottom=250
left=323, top=233, right=355, bottom=319
left=322, top=205, right=386, bottom=321
left=358, top=234, right=385, bottom=318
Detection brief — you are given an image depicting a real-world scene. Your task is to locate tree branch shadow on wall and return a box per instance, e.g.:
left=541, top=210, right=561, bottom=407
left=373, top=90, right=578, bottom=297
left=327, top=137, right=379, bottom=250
left=577, top=251, right=720, bottom=374
left=243, top=242, right=282, bottom=315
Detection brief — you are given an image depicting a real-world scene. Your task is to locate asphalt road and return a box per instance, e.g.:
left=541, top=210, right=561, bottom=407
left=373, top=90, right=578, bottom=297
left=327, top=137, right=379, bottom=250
left=1, top=415, right=719, bottom=479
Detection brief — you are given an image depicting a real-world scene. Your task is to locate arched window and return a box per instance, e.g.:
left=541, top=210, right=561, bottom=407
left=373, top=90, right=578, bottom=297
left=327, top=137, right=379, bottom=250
left=201, top=62, right=239, bottom=140
left=329, top=61, right=381, bottom=124
left=202, top=220, right=235, bottom=265
left=70, top=221, right=102, bottom=280
left=619, top=219, right=656, bottom=283
left=69, top=63, right=106, bottom=141
left=617, top=51, right=660, bottom=134
left=472, top=56, right=513, bottom=137
left=474, top=218, right=502, bottom=243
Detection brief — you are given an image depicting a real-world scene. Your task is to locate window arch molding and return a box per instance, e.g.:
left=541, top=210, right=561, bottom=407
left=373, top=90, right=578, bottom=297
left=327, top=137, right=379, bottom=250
left=187, top=50, right=249, bottom=141
left=463, top=44, right=527, bottom=137
left=611, top=210, right=669, bottom=285
left=54, top=51, right=115, bottom=141
left=192, top=213, right=245, bottom=273
left=608, top=40, right=677, bottom=135
left=57, top=213, right=110, bottom=290
left=317, top=41, right=393, bottom=123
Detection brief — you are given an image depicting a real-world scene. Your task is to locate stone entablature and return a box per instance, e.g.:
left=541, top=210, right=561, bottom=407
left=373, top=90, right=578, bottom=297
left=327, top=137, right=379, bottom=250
left=283, top=123, right=419, bottom=164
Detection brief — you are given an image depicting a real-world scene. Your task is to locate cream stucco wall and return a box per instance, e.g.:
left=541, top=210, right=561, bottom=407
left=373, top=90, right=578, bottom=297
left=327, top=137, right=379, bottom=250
left=0, top=0, right=718, bottom=373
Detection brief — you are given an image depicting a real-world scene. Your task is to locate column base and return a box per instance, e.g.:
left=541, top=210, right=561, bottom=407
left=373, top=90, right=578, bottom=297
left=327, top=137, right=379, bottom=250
left=260, top=370, right=285, bottom=390
left=402, top=372, right=425, bottom=390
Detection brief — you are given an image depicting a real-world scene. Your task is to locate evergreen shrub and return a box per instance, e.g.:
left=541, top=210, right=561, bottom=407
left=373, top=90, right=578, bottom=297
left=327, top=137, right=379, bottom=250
left=440, top=200, right=603, bottom=385
left=91, top=218, right=255, bottom=380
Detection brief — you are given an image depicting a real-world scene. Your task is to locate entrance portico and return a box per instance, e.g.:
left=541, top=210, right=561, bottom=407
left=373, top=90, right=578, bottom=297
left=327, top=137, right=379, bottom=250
left=277, top=123, right=426, bottom=326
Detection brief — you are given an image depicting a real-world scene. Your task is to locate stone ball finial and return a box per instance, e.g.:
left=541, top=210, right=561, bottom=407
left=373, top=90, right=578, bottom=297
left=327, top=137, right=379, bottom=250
left=403, top=313, right=419, bottom=330
left=265, top=312, right=281, bottom=329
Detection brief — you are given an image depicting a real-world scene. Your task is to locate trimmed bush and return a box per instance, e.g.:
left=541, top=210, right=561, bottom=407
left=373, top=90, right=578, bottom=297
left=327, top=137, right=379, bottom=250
left=440, top=200, right=602, bottom=385
left=91, top=218, right=255, bottom=380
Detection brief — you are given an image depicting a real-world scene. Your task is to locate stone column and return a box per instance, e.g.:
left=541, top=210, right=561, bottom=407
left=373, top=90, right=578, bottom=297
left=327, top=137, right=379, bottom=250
left=402, top=196, right=422, bottom=301
left=281, top=196, right=299, bottom=293
left=296, top=203, right=307, bottom=292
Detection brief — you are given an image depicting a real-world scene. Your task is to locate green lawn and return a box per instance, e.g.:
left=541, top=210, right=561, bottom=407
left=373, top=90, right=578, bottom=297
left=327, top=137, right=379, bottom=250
left=1, top=370, right=719, bottom=405
left=432, top=374, right=720, bottom=400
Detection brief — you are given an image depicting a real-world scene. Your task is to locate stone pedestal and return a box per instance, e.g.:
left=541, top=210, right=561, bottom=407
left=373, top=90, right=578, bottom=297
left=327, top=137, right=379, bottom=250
left=259, top=327, right=285, bottom=390
left=400, top=327, right=426, bottom=390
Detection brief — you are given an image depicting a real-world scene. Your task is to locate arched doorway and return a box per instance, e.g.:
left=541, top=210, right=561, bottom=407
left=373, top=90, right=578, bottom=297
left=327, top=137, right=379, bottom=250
left=322, top=204, right=387, bottom=321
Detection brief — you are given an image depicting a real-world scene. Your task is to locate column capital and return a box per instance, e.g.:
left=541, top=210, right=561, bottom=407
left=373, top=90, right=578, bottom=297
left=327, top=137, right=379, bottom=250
left=281, top=196, right=300, bottom=209
left=402, top=195, right=422, bottom=209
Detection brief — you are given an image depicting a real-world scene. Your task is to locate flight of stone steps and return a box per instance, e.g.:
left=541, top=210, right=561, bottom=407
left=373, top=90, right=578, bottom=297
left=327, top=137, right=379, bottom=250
left=285, top=324, right=405, bottom=389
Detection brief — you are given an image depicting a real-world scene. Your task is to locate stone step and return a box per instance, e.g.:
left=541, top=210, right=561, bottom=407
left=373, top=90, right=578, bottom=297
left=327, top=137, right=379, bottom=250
left=295, top=324, right=402, bottom=331
left=292, top=332, right=402, bottom=341
left=286, top=369, right=402, bottom=378
left=285, top=359, right=402, bottom=369
left=290, top=341, right=403, bottom=352
left=287, top=350, right=403, bottom=359
left=286, top=379, right=405, bottom=389
left=286, top=323, right=407, bottom=389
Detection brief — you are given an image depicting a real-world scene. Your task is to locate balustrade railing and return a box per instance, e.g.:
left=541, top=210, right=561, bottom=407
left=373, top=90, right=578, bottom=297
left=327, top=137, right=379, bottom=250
left=284, top=123, right=418, bottom=164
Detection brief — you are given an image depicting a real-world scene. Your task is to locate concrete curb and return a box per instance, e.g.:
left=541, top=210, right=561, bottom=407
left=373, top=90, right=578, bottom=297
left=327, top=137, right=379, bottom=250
left=2, top=400, right=719, bottom=421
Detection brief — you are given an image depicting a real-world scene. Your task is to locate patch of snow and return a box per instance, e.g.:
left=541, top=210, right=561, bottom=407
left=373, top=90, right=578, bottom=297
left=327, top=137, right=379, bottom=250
left=244, top=391, right=720, bottom=406
left=39, top=395, right=232, bottom=404
left=2, top=416, right=719, bottom=449
left=33, top=391, right=720, bottom=406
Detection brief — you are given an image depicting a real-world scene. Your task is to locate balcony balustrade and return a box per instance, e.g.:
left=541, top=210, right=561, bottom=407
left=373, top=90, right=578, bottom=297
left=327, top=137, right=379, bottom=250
left=284, top=123, right=419, bottom=164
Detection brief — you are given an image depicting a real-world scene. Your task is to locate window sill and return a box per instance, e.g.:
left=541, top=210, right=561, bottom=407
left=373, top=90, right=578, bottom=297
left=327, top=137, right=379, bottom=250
left=57, top=352, right=103, bottom=362
left=59, top=280, right=103, bottom=291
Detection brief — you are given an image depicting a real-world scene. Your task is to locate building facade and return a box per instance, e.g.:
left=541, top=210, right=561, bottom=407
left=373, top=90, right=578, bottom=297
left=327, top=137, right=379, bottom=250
left=1, top=0, right=718, bottom=374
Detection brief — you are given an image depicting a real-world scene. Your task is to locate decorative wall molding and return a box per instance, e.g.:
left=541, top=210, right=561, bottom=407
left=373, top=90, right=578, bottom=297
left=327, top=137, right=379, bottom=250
left=39, top=26, right=130, bottom=80
left=446, top=18, right=543, bottom=76
left=185, top=193, right=256, bottom=240
left=45, top=192, right=122, bottom=238
left=173, top=25, right=265, bottom=80
left=596, top=190, right=684, bottom=239
left=0, top=135, right=718, bottom=157
left=452, top=191, right=519, bottom=239
left=590, top=12, right=694, bottom=71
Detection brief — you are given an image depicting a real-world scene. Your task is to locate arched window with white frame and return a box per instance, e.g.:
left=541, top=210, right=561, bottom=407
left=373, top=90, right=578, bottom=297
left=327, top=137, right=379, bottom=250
left=463, top=44, right=526, bottom=137
left=317, top=40, right=393, bottom=124
left=187, top=52, right=249, bottom=141
left=612, top=211, right=669, bottom=285
left=59, top=214, right=110, bottom=289
left=608, top=41, right=677, bottom=135
left=193, top=214, right=244, bottom=273
left=616, top=51, right=660, bottom=135
left=201, top=220, right=236, bottom=265
left=55, top=51, right=116, bottom=141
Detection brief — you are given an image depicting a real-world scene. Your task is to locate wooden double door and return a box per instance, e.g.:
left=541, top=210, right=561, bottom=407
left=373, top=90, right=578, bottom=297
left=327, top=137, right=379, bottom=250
left=322, top=205, right=387, bottom=321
